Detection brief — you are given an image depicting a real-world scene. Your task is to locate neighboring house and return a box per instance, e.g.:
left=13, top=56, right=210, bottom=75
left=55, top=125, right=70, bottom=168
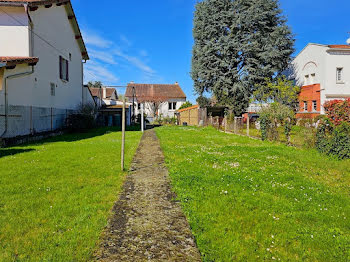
left=125, top=82, right=187, bottom=122
left=292, top=43, right=350, bottom=119
left=0, top=0, right=89, bottom=138
left=89, top=87, right=118, bottom=107
left=88, top=86, right=131, bottom=127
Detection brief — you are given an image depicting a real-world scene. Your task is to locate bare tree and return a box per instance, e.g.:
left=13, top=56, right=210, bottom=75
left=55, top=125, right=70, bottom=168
left=144, top=100, right=166, bottom=119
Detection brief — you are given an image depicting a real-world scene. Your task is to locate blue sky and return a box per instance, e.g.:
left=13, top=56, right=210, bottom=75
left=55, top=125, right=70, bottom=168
left=72, top=0, right=350, bottom=103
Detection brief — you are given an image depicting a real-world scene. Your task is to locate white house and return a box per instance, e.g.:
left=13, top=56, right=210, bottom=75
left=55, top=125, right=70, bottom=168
left=125, top=82, right=187, bottom=122
left=292, top=42, right=350, bottom=118
left=89, top=87, right=119, bottom=107
left=0, top=0, right=90, bottom=138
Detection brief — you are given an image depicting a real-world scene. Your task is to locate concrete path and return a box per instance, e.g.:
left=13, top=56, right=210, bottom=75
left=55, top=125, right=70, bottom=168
left=95, top=129, right=201, bottom=262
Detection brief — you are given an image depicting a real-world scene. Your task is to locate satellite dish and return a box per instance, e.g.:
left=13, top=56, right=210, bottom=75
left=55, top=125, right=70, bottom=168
left=347, top=38, right=350, bottom=45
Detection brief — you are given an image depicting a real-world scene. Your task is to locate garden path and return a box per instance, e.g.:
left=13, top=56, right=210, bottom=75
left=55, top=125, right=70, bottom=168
left=95, top=129, right=201, bottom=262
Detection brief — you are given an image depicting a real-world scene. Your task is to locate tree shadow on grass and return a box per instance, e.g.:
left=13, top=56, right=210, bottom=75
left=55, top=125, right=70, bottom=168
left=0, top=148, right=35, bottom=159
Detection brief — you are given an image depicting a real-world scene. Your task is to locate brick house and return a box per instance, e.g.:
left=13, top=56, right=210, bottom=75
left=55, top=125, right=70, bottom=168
left=292, top=43, right=350, bottom=119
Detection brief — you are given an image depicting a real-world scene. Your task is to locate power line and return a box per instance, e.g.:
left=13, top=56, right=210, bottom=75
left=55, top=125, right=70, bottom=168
left=0, top=6, right=104, bottom=83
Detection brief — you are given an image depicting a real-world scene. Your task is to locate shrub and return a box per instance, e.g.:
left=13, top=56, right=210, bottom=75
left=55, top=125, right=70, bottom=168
left=316, top=118, right=350, bottom=159
left=259, top=103, right=295, bottom=143
left=179, top=101, right=193, bottom=110
left=324, top=99, right=350, bottom=125
left=67, top=103, right=96, bottom=132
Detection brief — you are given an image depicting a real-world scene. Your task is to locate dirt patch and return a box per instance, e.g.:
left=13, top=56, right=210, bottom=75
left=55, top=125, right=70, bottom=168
left=94, top=130, right=201, bottom=261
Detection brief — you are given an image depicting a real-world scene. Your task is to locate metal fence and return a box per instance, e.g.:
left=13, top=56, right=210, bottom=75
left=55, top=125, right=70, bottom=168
left=0, top=105, right=75, bottom=139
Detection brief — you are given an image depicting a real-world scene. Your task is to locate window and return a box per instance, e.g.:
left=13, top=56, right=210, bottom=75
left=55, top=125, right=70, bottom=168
left=304, top=101, right=308, bottom=112
left=310, top=73, right=316, bottom=84
left=304, top=75, right=310, bottom=85
left=50, top=83, right=56, bottom=96
left=138, top=103, right=141, bottom=110
left=336, top=68, right=343, bottom=83
left=312, top=100, right=317, bottom=112
left=168, top=102, right=177, bottom=110
left=59, top=56, right=69, bottom=82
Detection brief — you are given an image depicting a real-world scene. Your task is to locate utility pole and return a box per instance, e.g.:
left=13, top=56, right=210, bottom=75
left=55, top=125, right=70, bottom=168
left=121, top=96, right=126, bottom=171
left=141, top=102, right=144, bottom=133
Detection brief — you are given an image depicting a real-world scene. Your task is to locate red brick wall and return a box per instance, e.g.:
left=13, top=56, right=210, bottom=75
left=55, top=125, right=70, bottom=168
left=296, top=84, right=321, bottom=119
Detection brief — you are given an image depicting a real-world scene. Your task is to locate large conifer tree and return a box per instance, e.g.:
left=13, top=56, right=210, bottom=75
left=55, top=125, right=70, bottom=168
left=191, top=0, right=294, bottom=116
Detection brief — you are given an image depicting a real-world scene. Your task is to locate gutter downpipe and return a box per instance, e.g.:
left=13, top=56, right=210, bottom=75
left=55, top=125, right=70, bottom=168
left=1, top=66, right=35, bottom=138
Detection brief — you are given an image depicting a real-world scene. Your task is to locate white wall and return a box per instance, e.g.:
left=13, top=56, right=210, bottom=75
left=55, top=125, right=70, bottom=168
left=0, top=6, right=30, bottom=57
left=292, top=43, right=350, bottom=114
left=323, top=50, right=350, bottom=105
left=292, top=44, right=327, bottom=87
left=132, top=99, right=186, bottom=120
left=0, top=5, right=84, bottom=110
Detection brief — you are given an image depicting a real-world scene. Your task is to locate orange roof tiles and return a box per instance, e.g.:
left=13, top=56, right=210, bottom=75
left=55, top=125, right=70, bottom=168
left=125, top=83, right=186, bottom=102
left=0, top=56, right=39, bottom=66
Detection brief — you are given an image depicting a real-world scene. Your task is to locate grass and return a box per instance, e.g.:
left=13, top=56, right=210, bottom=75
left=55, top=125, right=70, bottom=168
left=0, top=127, right=142, bottom=261
left=156, top=126, right=350, bottom=261
left=236, top=125, right=316, bottom=148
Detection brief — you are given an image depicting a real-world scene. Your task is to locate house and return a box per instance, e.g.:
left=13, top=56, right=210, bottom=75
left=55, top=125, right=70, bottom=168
left=0, top=0, right=90, bottom=138
left=88, top=86, right=132, bottom=127
left=125, top=82, right=187, bottom=122
left=292, top=42, right=350, bottom=119
left=89, top=87, right=118, bottom=107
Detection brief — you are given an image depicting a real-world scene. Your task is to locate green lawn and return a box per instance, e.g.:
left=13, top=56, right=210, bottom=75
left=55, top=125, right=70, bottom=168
left=0, top=128, right=142, bottom=261
left=156, top=126, right=350, bottom=261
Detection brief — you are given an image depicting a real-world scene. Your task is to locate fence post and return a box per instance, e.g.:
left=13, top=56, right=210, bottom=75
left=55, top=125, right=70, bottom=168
left=224, top=116, right=227, bottom=133
left=30, top=106, right=33, bottom=134
left=121, top=97, right=126, bottom=171
left=141, top=103, right=144, bottom=133
left=247, top=113, right=250, bottom=137
left=234, top=117, right=237, bottom=134
left=51, top=107, right=53, bottom=131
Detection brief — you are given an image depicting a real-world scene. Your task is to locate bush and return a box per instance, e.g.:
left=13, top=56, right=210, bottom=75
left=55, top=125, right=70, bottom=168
left=324, top=99, right=350, bottom=125
left=67, top=103, right=96, bottom=132
left=316, top=118, right=350, bottom=159
left=179, top=101, right=193, bottom=110
left=67, top=114, right=95, bottom=133
left=259, top=103, right=295, bottom=143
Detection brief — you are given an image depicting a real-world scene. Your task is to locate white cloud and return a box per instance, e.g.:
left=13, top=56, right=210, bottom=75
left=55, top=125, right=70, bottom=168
left=84, top=61, right=119, bottom=84
left=120, top=35, right=132, bottom=47
left=89, top=49, right=117, bottom=65
left=114, top=49, right=155, bottom=75
left=82, top=30, right=113, bottom=48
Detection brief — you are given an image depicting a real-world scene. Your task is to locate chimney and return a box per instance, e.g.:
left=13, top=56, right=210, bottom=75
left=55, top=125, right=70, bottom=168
left=130, top=81, right=135, bottom=84
left=102, top=87, right=107, bottom=99
left=175, top=82, right=179, bottom=85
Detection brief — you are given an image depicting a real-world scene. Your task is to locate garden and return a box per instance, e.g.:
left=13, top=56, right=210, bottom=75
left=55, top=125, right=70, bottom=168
left=0, top=128, right=142, bottom=261
left=156, top=125, right=350, bottom=261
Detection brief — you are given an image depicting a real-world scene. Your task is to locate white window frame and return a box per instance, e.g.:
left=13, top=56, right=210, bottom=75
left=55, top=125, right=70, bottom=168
left=168, top=102, right=177, bottom=111
left=304, top=101, right=308, bottom=112
left=312, top=100, right=317, bottom=112
left=336, top=68, right=343, bottom=83
left=304, top=75, right=310, bottom=85
left=310, top=73, right=316, bottom=85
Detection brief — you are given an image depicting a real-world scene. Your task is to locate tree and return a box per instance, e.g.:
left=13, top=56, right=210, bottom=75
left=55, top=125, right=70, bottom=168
left=196, top=96, right=212, bottom=108
left=191, top=0, right=294, bottom=116
left=179, top=101, right=193, bottom=110
left=87, top=81, right=103, bottom=88
left=253, top=76, right=300, bottom=109
left=144, top=100, right=166, bottom=120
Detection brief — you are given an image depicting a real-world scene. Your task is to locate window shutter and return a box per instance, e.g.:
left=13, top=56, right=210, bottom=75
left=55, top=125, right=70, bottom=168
left=66, top=59, right=69, bottom=81
left=59, top=56, right=63, bottom=80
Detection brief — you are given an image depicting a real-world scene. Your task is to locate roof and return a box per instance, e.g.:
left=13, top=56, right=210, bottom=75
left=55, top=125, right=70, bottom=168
left=125, top=83, right=186, bottom=102
left=89, top=87, right=118, bottom=100
left=0, top=0, right=89, bottom=60
left=328, top=45, right=350, bottom=49
left=177, top=105, right=199, bottom=113
left=0, top=56, right=39, bottom=67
